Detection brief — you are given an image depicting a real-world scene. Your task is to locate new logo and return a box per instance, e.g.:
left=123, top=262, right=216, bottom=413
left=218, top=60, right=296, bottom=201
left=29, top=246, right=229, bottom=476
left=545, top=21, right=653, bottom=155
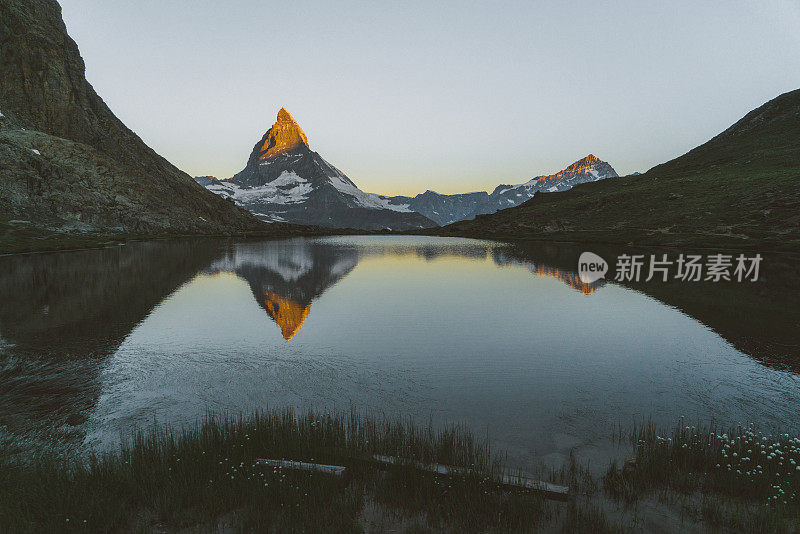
left=578, top=252, right=608, bottom=284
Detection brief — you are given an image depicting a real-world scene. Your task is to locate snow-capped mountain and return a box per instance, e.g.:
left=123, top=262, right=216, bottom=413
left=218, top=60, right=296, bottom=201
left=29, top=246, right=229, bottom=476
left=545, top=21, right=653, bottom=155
left=195, top=109, right=618, bottom=229
left=383, top=155, right=618, bottom=225
left=197, top=109, right=436, bottom=230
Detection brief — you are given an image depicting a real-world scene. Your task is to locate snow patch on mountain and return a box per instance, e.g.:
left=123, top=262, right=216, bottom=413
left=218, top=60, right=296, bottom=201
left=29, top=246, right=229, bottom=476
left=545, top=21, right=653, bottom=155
left=208, top=171, right=312, bottom=206
left=328, top=174, right=412, bottom=212
left=319, top=157, right=413, bottom=213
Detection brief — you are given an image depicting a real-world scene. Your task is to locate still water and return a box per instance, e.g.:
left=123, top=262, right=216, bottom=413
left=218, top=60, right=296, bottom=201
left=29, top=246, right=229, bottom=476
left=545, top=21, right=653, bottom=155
left=1, top=236, right=799, bottom=469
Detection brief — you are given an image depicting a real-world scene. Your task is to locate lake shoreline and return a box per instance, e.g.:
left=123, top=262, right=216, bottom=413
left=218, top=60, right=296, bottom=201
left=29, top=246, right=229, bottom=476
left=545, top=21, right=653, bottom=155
left=0, top=225, right=365, bottom=256
left=7, top=225, right=800, bottom=257
left=414, top=227, right=800, bottom=254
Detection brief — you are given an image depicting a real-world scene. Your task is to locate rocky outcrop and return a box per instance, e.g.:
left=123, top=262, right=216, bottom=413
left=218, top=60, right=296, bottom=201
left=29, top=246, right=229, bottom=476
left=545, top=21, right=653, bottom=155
left=0, top=0, right=264, bottom=235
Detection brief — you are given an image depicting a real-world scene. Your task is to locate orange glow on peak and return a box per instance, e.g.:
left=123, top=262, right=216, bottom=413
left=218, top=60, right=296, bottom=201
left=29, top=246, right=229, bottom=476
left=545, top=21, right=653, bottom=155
left=257, top=107, right=309, bottom=160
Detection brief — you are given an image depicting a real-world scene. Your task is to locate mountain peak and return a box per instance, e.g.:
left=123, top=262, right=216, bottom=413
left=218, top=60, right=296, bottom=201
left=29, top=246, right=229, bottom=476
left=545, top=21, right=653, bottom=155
left=552, top=154, right=605, bottom=176
left=276, top=107, right=295, bottom=123
left=257, top=108, right=309, bottom=160
left=524, top=154, right=617, bottom=187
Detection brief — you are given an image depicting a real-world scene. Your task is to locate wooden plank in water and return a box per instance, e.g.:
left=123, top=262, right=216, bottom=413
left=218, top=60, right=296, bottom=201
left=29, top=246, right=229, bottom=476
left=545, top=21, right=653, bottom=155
left=372, top=454, right=569, bottom=501
left=255, top=458, right=349, bottom=477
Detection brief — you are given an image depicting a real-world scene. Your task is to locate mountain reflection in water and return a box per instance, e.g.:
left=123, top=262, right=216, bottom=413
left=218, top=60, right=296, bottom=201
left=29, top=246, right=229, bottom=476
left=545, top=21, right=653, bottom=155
left=201, top=239, right=605, bottom=341
left=0, top=236, right=798, bottom=462
left=203, top=241, right=359, bottom=340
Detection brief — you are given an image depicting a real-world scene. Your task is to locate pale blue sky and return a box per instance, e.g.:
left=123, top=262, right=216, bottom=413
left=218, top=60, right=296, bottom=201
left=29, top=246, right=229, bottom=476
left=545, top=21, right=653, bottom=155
left=60, top=0, right=800, bottom=195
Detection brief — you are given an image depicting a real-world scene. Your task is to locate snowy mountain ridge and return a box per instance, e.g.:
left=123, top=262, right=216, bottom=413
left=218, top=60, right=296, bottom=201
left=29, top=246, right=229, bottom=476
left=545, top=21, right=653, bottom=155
left=383, top=154, right=618, bottom=225
left=195, top=109, right=618, bottom=229
left=198, top=109, right=434, bottom=230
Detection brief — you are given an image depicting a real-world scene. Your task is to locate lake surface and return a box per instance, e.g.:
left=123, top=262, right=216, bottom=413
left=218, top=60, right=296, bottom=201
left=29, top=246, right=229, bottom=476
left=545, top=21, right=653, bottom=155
left=1, top=236, right=799, bottom=469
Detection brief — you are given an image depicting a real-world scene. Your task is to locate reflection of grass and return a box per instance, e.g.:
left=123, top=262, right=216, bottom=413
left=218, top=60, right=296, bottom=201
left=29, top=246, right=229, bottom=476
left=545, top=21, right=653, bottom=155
left=2, top=410, right=797, bottom=532
left=605, top=421, right=800, bottom=532
left=620, top=255, right=800, bottom=371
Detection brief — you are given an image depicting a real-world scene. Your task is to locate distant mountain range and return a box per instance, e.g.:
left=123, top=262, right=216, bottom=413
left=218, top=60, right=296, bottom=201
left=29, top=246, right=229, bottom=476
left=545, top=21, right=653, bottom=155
left=196, top=110, right=618, bottom=229
left=1, top=0, right=621, bottom=241
left=384, top=154, right=617, bottom=225
left=431, top=88, right=800, bottom=250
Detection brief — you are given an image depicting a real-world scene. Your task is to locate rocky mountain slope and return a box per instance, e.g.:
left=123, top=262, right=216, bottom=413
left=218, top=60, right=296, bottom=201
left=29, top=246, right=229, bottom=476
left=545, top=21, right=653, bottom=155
left=199, top=109, right=435, bottom=231
left=0, top=0, right=271, bottom=243
left=430, top=88, right=800, bottom=251
left=386, top=155, right=618, bottom=225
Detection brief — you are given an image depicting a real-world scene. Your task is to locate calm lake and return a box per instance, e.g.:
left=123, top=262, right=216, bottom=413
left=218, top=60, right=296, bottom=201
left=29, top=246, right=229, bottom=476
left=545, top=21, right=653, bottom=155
left=1, top=236, right=799, bottom=469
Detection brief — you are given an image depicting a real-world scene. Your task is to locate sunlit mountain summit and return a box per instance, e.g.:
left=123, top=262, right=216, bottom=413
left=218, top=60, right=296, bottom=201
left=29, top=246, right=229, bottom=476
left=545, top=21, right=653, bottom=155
left=255, top=108, right=309, bottom=159
left=197, top=109, right=435, bottom=231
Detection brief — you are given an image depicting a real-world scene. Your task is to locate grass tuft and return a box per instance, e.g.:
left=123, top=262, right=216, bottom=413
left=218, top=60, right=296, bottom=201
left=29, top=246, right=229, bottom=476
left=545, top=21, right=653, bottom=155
left=604, top=420, right=800, bottom=532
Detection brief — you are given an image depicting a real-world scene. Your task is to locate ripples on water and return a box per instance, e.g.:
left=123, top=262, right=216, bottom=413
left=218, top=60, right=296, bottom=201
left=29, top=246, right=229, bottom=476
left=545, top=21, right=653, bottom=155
left=0, top=236, right=798, bottom=469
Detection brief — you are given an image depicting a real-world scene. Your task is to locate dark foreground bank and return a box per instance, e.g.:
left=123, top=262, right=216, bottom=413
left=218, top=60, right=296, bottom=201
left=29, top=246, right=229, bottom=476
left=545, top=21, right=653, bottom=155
left=1, top=410, right=799, bottom=533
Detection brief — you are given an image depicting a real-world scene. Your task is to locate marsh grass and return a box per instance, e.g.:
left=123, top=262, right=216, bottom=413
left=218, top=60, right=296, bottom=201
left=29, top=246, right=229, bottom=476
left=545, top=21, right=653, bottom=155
left=0, top=408, right=543, bottom=533
left=560, top=498, right=622, bottom=534
left=4, top=411, right=797, bottom=532
left=371, top=464, right=549, bottom=531
left=604, top=420, right=800, bottom=532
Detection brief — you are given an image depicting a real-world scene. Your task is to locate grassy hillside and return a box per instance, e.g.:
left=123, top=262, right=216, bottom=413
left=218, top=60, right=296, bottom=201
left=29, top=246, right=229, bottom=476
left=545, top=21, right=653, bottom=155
left=430, top=89, right=800, bottom=251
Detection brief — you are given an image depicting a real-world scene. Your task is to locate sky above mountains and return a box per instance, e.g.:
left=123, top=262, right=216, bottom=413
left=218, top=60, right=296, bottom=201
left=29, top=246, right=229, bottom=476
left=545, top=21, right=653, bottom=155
left=59, top=0, right=800, bottom=196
